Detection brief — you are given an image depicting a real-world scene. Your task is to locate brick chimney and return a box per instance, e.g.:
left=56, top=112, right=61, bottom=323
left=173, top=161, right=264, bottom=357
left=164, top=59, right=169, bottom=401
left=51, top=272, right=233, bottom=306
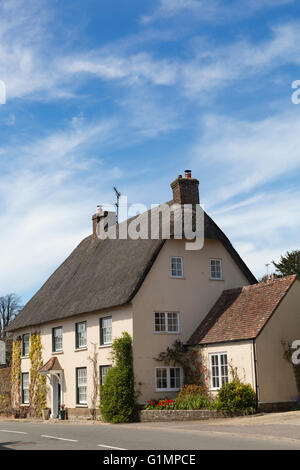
left=170, top=170, right=199, bottom=205
left=92, top=207, right=116, bottom=239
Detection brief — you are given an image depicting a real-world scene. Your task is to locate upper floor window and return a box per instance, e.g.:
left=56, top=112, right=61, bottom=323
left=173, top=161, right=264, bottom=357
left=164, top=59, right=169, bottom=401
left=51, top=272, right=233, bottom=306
left=52, top=327, right=63, bottom=352
left=22, top=333, right=30, bottom=357
left=76, top=367, right=87, bottom=405
left=99, top=365, right=111, bottom=386
left=75, top=321, right=87, bottom=349
left=209, top=353, right=228, bottom=390
left=22, top=372, right=29, bottom=404
left=210, top=259, right=222, bottom=280
left=154, top=312, right=179, bottom=333
left=155, top=367, right=182, bottom=391
left=100, top=317, right=112, bottom=345
left=170, top=257, right=183, bottom=278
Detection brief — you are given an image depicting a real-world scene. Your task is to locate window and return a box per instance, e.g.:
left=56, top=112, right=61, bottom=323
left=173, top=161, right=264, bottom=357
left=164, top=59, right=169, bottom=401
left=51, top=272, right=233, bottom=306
left=155, top=367, right=182, bottom=391
left=75, top=322, right=87, bottom=349
left=100, top=365, right=111, bottom=386
left=76, top=367, right=87, bottom=405
left=170, top=257, right=183, bottom=278
left=100, top=317, right=112, bottom=345
left=209, top=353, right=228, bottom=389
left=210, top=259, right=222, bottom=280
left=154, top=312, right=179, bottom=333
left=22, top=372, right=29, bottom=404
left=22, top=333, right=30, bottom=356
left=52, top=327, right=63, bottom=352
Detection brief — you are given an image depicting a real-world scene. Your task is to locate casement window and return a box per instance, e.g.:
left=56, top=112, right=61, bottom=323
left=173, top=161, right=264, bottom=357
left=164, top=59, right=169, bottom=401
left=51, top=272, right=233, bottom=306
left=100, top=317, right=112, bottom=345
left=210, top=259, right=223, bottom=280
left=170, top=257, right=183, bottom=278
left=209, top=353, right=228, bottom=390
left=75, top=321, right=87, bottom=349
left=76, top=367, right=87, bottom=405
left=21, top=372, right=29, bottom=404
left=52, top=327, right=63, bottom=352
left=22, top=333, right=30, bottom=356
left=99, top=365, right=112, bottom=386
left=155, top=367, right=182, bottom=391
left=154, top=312, right=179, bottom=333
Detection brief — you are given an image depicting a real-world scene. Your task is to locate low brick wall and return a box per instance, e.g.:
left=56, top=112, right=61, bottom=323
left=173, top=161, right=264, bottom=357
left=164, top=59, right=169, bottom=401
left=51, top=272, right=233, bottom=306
left=258, top=401, right=298, bottom=413
left=139, top=409, right=223, bottom=422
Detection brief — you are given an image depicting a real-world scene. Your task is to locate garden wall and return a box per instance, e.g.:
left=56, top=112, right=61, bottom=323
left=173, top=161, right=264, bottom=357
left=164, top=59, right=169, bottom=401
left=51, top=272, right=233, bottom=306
left=139, top=409, right=223, bottom=422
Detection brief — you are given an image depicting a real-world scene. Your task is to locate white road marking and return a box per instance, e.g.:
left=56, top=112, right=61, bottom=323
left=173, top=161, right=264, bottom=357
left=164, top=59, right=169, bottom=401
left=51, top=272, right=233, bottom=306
left=98, top=444, right=127, bottom=450
left=41, top=434, right=78, bottom=442
left=0, top=429, right=28, bottom=434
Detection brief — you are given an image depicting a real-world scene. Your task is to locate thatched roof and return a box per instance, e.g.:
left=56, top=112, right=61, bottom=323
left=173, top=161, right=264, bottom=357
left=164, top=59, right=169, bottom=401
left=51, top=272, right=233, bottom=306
left=7, top=206, right=256, bottom=332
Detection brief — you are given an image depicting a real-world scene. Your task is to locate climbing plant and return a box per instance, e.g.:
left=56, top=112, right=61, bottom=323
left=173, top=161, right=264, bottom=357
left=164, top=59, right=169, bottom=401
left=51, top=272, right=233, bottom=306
left=29, top=333, right=47, bottom=417
left=11, top=336, right=21, bottom=409
left=155, top=340, right=208, bottom=387
left=88, top=343, right=99, bottom=420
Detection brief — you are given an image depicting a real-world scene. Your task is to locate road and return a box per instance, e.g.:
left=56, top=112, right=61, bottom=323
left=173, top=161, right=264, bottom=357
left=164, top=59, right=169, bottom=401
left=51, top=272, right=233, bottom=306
left=0, top=411, right=300, bottom=450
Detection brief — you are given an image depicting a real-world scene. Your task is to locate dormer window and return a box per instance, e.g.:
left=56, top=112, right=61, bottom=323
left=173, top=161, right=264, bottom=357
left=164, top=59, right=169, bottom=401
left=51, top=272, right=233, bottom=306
left=170, top=257, right=183, bottom=278
left=210, top=259, right=223, bottom=280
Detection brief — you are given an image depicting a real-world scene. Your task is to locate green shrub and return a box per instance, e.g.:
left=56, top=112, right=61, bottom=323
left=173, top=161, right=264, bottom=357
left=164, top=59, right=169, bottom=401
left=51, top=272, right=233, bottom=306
left=176, top=384, right=209, bottom=401
left=175, top=393, right=214, bottom=410
left=216, top=380, right=256, bottom=414
left=99, top=332, right=136, bottom=423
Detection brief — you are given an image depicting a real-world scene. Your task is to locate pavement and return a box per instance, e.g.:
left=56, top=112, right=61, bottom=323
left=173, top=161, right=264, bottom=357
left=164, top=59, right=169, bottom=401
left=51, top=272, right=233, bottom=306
left=0, top=411, right=300, bottom=450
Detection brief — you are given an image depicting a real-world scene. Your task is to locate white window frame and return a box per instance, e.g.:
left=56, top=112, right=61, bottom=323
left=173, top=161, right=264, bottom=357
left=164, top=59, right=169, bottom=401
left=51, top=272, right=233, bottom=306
left=155, top=366, right=183, bottom=392
left=100, top=316, right=112, bottom=345
left=21, top=372, right=29, bottom=404
left=75, top=321, right=87, bottom=349
left=52, top=326, right=63, bottom=352
left=170, top=257, right=183, bottom=278
left=76, top=367, right=87, bottom=405
left=22, top=333, right=30, bottom=357
left=154, top=312, right=180, bottom=334
left=210, top=258, right=223, bottom=280
left=100, top=365, right=111, bottom=386
left=209, top=352, right=228, bottom=390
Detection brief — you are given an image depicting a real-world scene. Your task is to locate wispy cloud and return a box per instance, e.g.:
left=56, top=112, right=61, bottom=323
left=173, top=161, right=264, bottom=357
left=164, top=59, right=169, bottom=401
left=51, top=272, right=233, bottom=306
left=141, top=0, right=293, bottom=24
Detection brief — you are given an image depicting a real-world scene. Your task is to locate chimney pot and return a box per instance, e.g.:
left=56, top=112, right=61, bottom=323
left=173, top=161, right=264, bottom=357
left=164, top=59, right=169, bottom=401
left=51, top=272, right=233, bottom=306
left=185, top=170, right=192, bottom=179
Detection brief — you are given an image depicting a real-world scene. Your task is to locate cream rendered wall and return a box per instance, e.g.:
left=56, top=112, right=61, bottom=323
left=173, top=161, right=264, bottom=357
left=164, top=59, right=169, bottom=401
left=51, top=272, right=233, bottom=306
left=16, top=304, right=133, bottom=409
left=201, top=341, right=256, bottom=396
left=255, top=280, right=300, bottom=404
left=132, top=238, right=250, bottom=403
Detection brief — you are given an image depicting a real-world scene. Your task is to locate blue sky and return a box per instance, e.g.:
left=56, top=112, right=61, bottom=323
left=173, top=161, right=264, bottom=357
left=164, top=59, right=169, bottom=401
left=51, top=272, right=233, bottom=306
left=1, top=0, right=300, bottom=304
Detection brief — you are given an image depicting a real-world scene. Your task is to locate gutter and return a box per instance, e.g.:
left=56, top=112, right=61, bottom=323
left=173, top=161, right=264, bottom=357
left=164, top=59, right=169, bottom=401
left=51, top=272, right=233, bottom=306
left=252, top=338, right=259, bottom=410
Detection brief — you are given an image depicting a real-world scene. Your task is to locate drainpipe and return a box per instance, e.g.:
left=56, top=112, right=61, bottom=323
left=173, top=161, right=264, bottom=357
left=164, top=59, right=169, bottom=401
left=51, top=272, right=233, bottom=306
left=252, top=339, right=259, bottom=411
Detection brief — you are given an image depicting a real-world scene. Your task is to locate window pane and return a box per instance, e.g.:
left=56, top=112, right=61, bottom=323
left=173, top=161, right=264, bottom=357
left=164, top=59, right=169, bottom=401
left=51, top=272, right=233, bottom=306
left=170, top=367, right=181, bottom=389
left=100, top=317, right=112, bottom=344
left=100, top=365, right=111, bottom=386
left=211, top=260, right=222, bottom=279
left=155, top=312, right=166, bottom=332
left=76, top=322, right=87, bottom=348
left=220, top=354, right=228, bottom=385
left=211, top=355, right=220, bottom=388
left=167, top=312, right=179, bottom=332
left=22, top=373, right=29, bottom=404
left=171, top=257, right=183, bottom=277
left=77, top=368, right=87, bottom=404
left=22, top=334, right=30, bottom=356
left=53, top=327, right=63, bottom=351
left=156, top=368, right=167, bottom=389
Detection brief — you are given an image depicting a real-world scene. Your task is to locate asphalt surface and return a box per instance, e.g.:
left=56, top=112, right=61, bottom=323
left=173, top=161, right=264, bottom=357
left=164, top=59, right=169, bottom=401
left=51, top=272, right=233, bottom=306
left=0, top=412, right=300, bottom=450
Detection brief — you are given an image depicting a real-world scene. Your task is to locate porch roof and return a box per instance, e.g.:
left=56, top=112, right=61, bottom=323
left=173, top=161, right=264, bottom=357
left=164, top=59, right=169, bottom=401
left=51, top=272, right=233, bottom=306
left=38, top=357, right=63, bottom=374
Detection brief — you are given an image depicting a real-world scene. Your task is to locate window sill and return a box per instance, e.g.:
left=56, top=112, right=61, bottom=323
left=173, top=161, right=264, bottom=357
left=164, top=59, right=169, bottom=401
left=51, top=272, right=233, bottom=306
left=75, top=404, right=88, bottom=408
left=154, top=332, right=180, bottom=335
left=21, top=356, right=29, bottom=359
left=155, top=389, right=180, bottom=393
left=52, top=351, right=63, bottom=355
left=170, top=276, right=185, bottom=280
left=74, top=347, right=88, bottom=352
left=99, top=344, right=112, bottom=349
left=209, top=278, right=224, bottom=281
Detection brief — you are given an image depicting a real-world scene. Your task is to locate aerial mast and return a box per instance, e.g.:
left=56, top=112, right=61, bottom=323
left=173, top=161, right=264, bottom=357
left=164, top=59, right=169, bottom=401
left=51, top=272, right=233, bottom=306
left=113, top=186, right=121, bottom=224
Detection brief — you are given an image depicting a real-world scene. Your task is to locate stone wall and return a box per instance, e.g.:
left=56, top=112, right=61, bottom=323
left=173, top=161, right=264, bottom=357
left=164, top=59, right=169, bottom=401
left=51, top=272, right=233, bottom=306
left=139, top=409, right=223, bottom=422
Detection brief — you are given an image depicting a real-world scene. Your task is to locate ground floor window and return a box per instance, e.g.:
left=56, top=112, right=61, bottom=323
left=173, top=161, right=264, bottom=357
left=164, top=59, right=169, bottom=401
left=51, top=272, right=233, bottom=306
left=76, top=367, right=87, bottom=405
left=99, top=365, right=111, bottom=386
left=155, top=367, right=182, bottom=391
left=22, top=372, right=29, bottom=404
left=209, top=353, right=228, bottom=389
